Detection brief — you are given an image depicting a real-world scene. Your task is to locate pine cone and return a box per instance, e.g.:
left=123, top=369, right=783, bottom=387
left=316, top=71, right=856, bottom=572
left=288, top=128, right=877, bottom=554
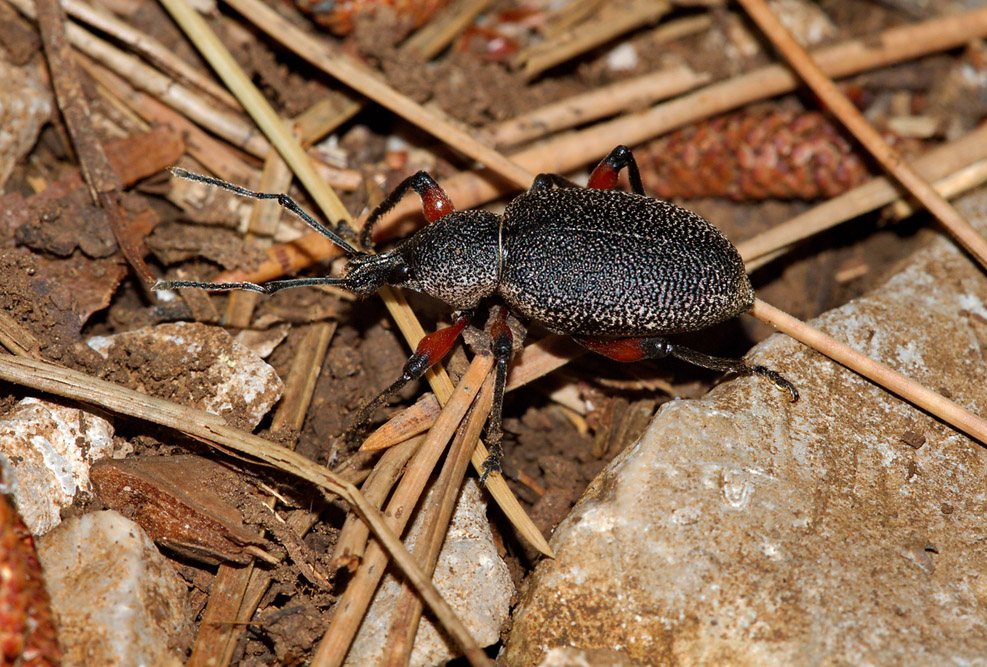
left=0, top=493, right=60, bottom=666
left=639, top=110, right=916, bottom=201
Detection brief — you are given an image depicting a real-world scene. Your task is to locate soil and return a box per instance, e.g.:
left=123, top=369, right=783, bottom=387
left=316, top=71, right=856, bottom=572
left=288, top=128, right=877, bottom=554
left=0, top=0, right=978, bottom=664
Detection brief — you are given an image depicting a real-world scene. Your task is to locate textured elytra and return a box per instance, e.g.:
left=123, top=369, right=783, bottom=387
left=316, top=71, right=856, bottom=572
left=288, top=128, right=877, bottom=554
left=497, top=188, right=753, bottom=337
left=383, top=186, right=752, bottom=337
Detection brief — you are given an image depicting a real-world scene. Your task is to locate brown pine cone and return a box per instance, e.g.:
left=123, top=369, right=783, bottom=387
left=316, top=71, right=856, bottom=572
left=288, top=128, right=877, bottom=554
left=638, top=110, right=917, bottom=201
left=0, top=493, right=60, bottom=666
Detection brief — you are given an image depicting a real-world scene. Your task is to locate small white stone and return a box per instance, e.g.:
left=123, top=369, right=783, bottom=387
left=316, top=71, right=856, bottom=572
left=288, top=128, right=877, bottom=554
left=0, top=399, right=121, bottom=535
left=87, top=322, right=282, bottom=429
left=0, top=59, right=52, bottom=190
left=606, top=43, right=639, bottom=72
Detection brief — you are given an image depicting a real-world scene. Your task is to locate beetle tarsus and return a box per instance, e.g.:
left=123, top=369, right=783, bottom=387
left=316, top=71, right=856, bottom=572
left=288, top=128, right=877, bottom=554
left=479, top=455, right=501, bottom=485
left=751, top=365, right=800, bottom=402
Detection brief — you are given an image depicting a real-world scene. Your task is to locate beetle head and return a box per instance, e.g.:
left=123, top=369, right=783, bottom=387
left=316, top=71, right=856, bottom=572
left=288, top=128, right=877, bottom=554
left=338, top=250, right=410, bottom=295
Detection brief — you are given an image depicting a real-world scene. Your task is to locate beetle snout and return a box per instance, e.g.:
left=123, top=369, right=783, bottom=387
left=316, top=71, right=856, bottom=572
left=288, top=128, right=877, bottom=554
left=343, top=252, right=401, bottom=294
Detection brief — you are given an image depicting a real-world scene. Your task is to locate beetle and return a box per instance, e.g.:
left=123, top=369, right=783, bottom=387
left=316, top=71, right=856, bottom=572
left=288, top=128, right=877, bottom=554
left=156, top=145, right=797, bottom=481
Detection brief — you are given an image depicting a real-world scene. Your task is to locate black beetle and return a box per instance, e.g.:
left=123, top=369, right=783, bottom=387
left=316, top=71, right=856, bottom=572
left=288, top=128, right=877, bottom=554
left=157, top=146, right=797, bottom=480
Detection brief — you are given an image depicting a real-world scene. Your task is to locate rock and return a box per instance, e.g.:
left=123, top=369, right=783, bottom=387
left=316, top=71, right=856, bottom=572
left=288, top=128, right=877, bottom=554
left=88, top=321, right=283, bottom=429
left=505, top=192, right=987, bottom=665
left=708, top=0, right=835, bottom=70
left=0, top=398, right=122, bottom=535
left=0, top=59, right=51, bottom=190
left=37, top=511, right=192, bottom=666
left=345, top=479, right=513, bottom=666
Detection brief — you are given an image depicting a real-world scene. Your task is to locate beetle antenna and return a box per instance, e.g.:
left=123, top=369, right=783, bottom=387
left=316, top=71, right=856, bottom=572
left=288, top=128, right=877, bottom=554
left=153, top=276, right=353, bottom=294
left=170, top=168, right=363, bottom=256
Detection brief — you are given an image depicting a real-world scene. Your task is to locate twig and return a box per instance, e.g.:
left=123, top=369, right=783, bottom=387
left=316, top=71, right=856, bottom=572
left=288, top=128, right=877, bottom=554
left=515, top=0, right=671, bottom=79
left=219, top=0, right=536, bottom=188
left=223, top=6, right=987, bottom=285
left=890, top=159, right=987, bottom=220
left=402, top=0, right=496, bottom=59
left=362, top=335, right=584, bottom=452
left=738, top=0, right=987, bottom=272
left=312, top=355, right=495, bottom=667
left=83, top=56, right=258, bottom=185
left=751, top=299, right=987, bottom=448
left=384, top=376, right=496, bottom=666
left=189, top=560, right=257, bottom=667
left=11, top=0, right=270, bottom=158
left=361, top=393, right=442, bottom=452
left=59, top=0, right=240, bottom=109
left=0, top=355, right=489, bottom=666
left=290, top=93, right=364, bottom=147
left=0, top=312, right=42, bottom=359
left=271, top=322, right=336, bottom=432
left=483, top=64, right=711, bottom=148
left=329, top=436, right=424, bottom=572
left=738, top=121, right=987, bottom=270
left=540, top=0, right=605, bottom=39
left=34, top=0, right=152, bottom=283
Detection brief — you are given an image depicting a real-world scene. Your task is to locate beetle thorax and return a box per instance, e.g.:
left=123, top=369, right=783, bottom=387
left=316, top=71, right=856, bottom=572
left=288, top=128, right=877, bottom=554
left=398, top=210, right=501, bottom=310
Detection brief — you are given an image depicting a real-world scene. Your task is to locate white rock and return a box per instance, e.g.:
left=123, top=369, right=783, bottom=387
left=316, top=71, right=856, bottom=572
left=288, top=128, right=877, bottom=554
left=710, top=0, right=836, bottom=69
left=0, top=398, right=121, bottom=535
left=605, top=43, right=639, bottom=72
left=769, top=0, right=837, bottom=47
left=37, top=511, right=191, bottom=666
left=506, top=190, right=987, bottom=664
left=0, top=59, right=52, bottom=191
left=345, top=479, right=513, bottom=666
left=88, top=321, right=282, bottom=429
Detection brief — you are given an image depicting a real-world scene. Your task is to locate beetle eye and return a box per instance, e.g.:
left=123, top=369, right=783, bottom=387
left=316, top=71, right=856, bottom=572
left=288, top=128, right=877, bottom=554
left=388, top=264, right=412, bottom=284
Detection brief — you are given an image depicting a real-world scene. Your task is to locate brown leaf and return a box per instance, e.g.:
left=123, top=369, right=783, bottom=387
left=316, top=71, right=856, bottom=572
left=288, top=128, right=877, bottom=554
left=91, top=456, right=268, bottom=566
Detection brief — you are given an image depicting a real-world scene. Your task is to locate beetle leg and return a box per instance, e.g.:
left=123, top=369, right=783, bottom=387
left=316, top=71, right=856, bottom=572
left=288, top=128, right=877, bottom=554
left=480, top=307, right=515, bottom=484
left=529, top=173, right=582, bottom=191
left=587, top=145, right=645, bottom=195
left=344, top=310, right=473, bottom=444
left=360, top=171, right=454, bottom=251
left=575, top=336, right=799, bottom=402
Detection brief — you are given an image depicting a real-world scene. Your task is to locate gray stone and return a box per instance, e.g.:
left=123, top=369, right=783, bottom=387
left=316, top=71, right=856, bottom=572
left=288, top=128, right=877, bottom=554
left=37, top=511, right=192, bottom=666
left=506, top=192, right=987, bottom=665
left=0, top=59, right=51, bottom=190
